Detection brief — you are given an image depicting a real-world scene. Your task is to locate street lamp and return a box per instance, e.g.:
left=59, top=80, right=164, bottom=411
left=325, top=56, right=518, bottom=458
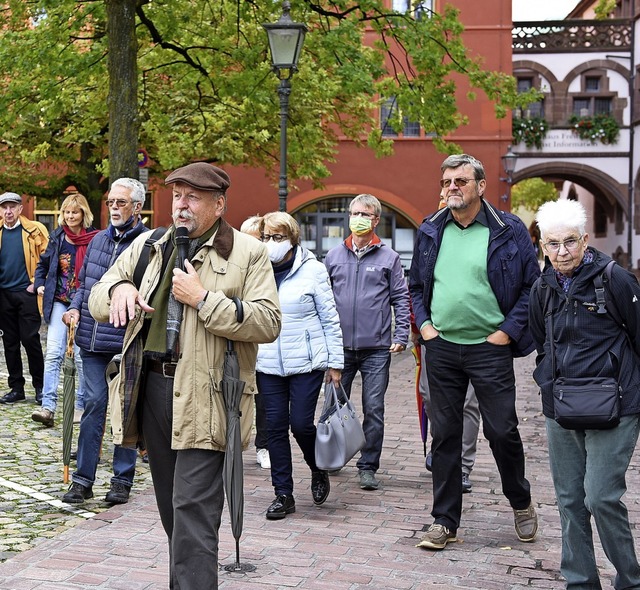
left=263, top=1, right=308, bottom=212
left=500, top=144, right=519, bottom=203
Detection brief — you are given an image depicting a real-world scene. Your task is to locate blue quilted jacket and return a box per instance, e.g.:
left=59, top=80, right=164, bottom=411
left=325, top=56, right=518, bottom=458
left=70, top=220, right=148, bottom=354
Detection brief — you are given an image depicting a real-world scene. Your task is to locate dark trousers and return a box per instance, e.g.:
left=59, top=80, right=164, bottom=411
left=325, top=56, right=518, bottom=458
left=257, top=370, right=325, bottom=496
left=142, top=370, right=224, bottom=590
left=254, top=391, right=269, bottom=449
left=0, top=289, right=44, bottom=391
left=424, top=337, right=531, bottom=531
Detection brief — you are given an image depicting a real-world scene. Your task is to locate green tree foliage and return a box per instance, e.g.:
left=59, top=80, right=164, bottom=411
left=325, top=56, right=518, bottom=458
left=0, top=0, right=533, bottom=203
left=511, top=177, right=558, bottom=212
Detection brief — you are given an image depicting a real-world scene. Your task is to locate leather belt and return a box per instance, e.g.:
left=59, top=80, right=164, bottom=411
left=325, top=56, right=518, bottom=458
left=146, top=358, right=177, bottom=378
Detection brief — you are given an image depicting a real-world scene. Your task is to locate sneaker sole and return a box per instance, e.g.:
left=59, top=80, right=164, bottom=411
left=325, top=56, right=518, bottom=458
left=416, top=535, right=457, bottom=550
left=516, top=530, right=538, bottom=542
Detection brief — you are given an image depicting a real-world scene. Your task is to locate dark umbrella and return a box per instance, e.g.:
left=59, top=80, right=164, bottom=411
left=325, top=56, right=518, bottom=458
left=222, top=297, right=256, bottom=573
left=62, top=323, right=77, bottom=483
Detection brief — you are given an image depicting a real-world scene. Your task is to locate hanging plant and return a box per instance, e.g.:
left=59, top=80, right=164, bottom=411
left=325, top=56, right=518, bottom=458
left=512, top=116, right=549, bottom=149
left=568, top=113, right=620, bottom=145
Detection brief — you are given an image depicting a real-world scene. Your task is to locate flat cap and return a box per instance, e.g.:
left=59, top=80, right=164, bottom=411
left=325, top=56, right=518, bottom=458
left=165, top=162, right=230, bottom=192
left=0, top=192, right=22, bottom=205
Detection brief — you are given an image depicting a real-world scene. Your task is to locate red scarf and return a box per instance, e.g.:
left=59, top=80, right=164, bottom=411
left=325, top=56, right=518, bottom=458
left=62, top=226, right=100, bottom=280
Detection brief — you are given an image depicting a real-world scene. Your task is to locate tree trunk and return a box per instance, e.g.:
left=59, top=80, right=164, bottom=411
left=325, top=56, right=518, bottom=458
left=106, top=0, right=139, bottom=186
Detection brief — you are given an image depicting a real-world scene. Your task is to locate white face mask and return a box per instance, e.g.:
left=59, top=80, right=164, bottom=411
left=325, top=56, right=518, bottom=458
left=266, top=239, right=292, bottom=263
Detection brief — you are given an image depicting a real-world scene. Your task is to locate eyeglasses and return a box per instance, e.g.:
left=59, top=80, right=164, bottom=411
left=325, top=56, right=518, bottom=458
left=350, top=211, right=377, bottom=219
left=544, top=236, right=583, bottom=253
left=105, top=199, right=133, bottom=208
left=439, top=177, right=476, bottom=189
left=261, top=233, right=287, bottom=243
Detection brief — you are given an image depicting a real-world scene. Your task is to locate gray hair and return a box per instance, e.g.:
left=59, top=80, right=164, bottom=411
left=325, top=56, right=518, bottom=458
left=349, top=194, right=382, bottom=217
left=536, top=199, right=587, bottom=238
left=110, top=178, right=146, bottom=204
left=441, top=154, right=486, bottom=181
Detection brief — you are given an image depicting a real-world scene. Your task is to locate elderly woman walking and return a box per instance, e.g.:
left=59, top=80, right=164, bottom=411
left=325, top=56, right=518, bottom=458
left=32, top=193, right=98, bottom=427
left=256, top=211, right=343, bottom=520
left=529, top=199, right=640, bottom=589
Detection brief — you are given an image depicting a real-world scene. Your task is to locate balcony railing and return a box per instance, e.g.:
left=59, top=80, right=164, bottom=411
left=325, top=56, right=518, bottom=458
left=513, top=19, right=632, bottom=53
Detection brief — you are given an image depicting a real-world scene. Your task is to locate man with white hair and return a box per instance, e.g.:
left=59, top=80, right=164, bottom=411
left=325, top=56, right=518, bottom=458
left=0, top=192, right=48, bottom=404
left=62, top=178, right=148, bottom=505
left=530, top=198, right=640, bottom=589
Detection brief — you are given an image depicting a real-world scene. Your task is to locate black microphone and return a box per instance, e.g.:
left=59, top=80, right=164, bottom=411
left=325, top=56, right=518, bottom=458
left=175, top=226, right=189, bottom=271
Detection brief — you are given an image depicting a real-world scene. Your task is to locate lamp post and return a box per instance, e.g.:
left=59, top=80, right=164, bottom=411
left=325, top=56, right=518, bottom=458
left=263, top=2, right=308, bottom=212
left=500, top=144, right=518, bottom=203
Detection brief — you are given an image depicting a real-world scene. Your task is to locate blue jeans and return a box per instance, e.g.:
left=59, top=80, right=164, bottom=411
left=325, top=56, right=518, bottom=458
left=257, top=370, right=325, bottom=496
left=72, top=349, right=137, bottom=489
left=424, top=337, right=531, bottom=531
left=546, top=416, right=640, bottom=589
left=340, top=348, right=391, bottom=473
left=41, top=301, right=85, bottom=412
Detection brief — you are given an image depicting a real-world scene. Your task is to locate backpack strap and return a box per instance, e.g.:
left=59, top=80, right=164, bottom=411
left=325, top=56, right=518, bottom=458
left=594, top=260, right=624, bottom=329
left=133, top=227, right=168, bottom=289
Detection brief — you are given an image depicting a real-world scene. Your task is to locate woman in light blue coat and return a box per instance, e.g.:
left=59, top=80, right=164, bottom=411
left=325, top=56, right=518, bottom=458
left=256, top=211, right=343, bottom=520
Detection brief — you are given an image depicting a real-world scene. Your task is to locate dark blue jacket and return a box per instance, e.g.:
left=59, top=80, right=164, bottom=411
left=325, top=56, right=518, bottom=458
left=34, top=226, right=97, bottom=324
left=529, top=248, right=640, bottom=418
left=408, top=199, right=540, bottom=358
left=70, top=220, right=148, bottom=354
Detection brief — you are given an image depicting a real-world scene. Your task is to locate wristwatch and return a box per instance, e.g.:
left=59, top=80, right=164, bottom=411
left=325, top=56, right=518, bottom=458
left=196, top=291, right=209, bottom=311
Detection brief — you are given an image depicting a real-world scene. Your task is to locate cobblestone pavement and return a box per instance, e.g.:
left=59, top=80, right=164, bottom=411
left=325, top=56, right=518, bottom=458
left=0, top=330, right=153, bottom=562
left=0, top=340, right=639, bottom=589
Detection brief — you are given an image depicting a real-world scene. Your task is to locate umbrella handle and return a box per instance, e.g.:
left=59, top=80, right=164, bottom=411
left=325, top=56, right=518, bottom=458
left=231, top=296, right=244, bottom=323
left=66, top=322, right=76, bottom=357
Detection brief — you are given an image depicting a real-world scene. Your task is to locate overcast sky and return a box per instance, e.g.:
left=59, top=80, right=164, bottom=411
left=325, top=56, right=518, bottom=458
left=513, top=0, right=580, bottom=21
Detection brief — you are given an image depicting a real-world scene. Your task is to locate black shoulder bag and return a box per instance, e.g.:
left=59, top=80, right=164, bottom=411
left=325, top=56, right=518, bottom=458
left=546, top=265, right=622, bottom=430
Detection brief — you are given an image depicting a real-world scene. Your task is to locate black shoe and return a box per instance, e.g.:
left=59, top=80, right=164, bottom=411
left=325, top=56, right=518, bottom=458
left=62, top=482, right=93, bottom=504
left=311, top=470, right=330, bottom=505
left=266, top=494, right=295, bottom=520
left=70, top=449, right=77, bottom=461
left=105, top=482, right=131, bottom=504
left=35, top=388, right=43, bottom=405
left=462, top=472, right=473, bottom=494
left=425, top=451, right=433, bottom=472
left=0, top=390, right=26, bottom=404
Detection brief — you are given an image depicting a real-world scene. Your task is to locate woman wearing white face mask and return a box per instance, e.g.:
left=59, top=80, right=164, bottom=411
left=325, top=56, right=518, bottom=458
left=256, top=211, right=344, bottom=520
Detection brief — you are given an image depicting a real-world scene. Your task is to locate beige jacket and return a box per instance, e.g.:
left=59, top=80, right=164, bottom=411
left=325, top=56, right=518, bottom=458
left=89, top=219, right=281, bottom=450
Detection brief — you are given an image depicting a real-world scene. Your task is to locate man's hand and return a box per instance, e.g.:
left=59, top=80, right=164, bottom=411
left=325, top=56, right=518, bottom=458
left=419, top=323, right=440, bottom=341
left=389, top=343, right=406, bottom=353
left=172, top=259, right=206, bottom=309
left=62, top=309, right=80, bottom=327
left=486, top=329, right=511, bottom=346
left=110, top=282, right=154, bottom=328
left=26, top=283, right=35, bottom=294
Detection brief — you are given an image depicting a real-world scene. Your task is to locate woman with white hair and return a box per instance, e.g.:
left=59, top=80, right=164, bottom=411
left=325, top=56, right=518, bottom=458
left=529, top=199, right=640, bottom=589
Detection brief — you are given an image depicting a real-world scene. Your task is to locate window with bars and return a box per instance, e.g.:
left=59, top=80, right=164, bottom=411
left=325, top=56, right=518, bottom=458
left=380, top=97, right=422, bottom=137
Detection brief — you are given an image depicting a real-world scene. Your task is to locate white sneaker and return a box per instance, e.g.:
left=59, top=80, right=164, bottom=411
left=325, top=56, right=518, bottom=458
left=256, top=448, right=271, bottom=469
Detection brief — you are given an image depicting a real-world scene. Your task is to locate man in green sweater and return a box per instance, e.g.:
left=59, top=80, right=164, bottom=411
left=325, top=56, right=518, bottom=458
left=409, top=153, right=541, bottom=550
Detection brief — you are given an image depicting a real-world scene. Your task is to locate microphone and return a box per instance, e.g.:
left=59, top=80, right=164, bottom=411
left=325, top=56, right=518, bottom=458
left=175, top=226, right=189, bottom=271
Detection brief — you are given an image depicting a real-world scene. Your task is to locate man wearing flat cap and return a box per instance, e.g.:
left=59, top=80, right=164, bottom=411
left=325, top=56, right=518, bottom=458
left=89, top=162, right=281, bottom=590
left=0, top=192, right=48, bottom=405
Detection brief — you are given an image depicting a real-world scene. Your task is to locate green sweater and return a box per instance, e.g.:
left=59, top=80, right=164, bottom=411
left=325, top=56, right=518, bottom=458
left=430, top=221, right=504, bottom=344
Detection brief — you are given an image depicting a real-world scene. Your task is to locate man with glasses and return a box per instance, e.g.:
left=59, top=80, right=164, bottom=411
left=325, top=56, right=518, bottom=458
left=325, top=193, right=410, bottom=491
left=409, top=153, right=540, bottom=550
left=61, top=177, right=148, bottom=505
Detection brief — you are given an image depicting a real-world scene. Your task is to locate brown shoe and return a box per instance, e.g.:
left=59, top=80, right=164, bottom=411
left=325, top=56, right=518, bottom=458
left=31, top=408, right=54, bottom=428
left=416, top=523, right=457, bottom=550
left=514, top=503, right=538, bottom=542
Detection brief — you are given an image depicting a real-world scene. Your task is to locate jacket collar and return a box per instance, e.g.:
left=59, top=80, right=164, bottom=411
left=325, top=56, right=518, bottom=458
left=207, top=218, right=234, bottom=261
